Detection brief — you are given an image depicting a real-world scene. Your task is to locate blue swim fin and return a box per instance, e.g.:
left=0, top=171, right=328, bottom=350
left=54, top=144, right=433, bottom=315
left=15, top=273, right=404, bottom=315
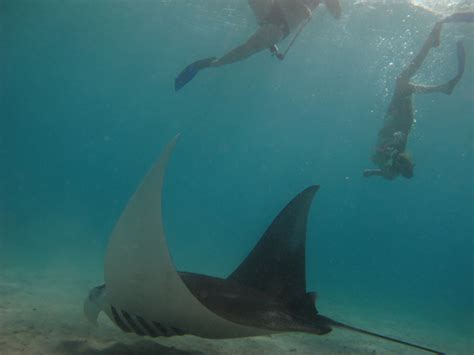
left=175, top=57, right=216, bottom=91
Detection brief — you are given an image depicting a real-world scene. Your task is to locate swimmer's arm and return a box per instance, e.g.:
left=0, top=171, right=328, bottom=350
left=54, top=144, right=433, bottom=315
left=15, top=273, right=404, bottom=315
left=363, top=169, right=383, bottom=178
left=410, top=41, right=465, bottom=95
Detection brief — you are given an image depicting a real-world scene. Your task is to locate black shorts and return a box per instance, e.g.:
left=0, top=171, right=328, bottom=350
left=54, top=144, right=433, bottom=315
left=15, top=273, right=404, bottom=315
left=263, top=3, right=290, bottom=39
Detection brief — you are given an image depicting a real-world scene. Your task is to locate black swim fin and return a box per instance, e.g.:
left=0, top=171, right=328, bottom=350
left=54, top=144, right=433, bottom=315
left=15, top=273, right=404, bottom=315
left=174, top=57, right=216, bottom=91
left=457, top=40, right=466, bottom=75
left=442, top=41, right=466, bottom=95
left=442, top=11, right=474, bottom=24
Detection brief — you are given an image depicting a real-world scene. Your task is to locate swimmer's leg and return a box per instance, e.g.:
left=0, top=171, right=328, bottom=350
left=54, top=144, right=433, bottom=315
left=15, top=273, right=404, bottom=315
left=211, top=24, right=284, bottom=67
left=411, top=41, right=466, bottom=95
left=175, top=24, right=283, bottom=90
left=323, top=0, right=342, bottom=19
left=397, top=22, right=443, bottom=84
left=175, top=57, right=217, bottom=91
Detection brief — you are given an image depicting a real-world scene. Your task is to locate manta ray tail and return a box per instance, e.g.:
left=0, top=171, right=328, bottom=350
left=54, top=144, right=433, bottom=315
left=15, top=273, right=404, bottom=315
left=320, top=316, right=444, bottom=355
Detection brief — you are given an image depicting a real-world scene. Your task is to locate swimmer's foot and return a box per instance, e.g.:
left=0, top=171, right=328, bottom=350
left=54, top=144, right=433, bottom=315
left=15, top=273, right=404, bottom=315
left=175, top=56, right=217, bottom=91
left=441, top=11, right=474, bottom=24
left=195, top=57, right=218, bottom=69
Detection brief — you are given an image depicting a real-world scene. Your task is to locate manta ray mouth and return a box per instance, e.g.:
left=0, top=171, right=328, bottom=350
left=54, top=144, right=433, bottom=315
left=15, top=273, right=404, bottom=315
left=110, top=306, right=186, bottom=338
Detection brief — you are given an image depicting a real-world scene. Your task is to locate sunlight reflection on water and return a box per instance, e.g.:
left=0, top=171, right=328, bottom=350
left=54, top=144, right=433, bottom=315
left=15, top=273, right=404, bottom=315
left=358, top=0, right=473, bottom=15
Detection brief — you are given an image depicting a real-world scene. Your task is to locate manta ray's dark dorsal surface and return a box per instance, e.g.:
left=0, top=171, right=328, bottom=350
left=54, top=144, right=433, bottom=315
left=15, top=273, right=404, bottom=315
left=228, top=185, right=314, bottom=302
left=84, top=136, right=444, bottom=354
left=179, top=185, right=331, bottom=335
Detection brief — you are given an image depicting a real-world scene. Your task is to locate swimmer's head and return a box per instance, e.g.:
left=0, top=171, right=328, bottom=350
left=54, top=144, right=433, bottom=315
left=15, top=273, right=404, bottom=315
left=395, top=153, right=414, bottom=179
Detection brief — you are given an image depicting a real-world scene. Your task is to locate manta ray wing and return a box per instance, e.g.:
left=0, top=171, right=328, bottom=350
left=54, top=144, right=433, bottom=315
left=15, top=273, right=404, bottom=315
left=227, top=186, right=319, bottom=307
left=90, top=135, right=445, bottom=354
left=103, top=135, right=270, bottom=338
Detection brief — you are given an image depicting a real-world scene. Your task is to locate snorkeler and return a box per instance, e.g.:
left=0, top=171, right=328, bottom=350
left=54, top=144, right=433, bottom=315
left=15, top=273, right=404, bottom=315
left=363, top=12, right=474, bottom=180
left=175, top=0, right=342, bottom=91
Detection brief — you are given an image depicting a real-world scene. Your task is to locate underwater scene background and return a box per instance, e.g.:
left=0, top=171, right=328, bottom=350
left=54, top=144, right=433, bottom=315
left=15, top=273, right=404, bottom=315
left=1, top=0, right=473, bottom=354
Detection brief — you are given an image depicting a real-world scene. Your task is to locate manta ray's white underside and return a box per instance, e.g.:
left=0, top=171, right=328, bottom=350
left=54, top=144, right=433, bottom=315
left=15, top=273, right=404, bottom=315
left=103, top=135, right=274, bottom=338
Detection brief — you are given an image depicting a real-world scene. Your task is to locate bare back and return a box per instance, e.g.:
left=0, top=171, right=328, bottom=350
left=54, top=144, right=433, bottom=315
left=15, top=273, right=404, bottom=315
left=248, top=0, right=274, bottom=24
left=249, top=0, right=312, bottom=29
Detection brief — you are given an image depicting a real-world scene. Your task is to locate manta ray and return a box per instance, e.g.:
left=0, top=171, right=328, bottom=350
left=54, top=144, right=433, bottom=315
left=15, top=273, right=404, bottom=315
left=84, top=135, right=444, bottom=355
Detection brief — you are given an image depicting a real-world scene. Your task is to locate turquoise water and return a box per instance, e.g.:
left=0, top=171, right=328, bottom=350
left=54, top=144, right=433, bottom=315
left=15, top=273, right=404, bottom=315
left=1, top=0, right=473, bottom=354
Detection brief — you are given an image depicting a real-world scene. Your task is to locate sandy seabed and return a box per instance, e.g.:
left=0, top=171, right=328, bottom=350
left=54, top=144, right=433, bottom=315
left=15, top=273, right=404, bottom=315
left=0, top=265, right=471, bottom=355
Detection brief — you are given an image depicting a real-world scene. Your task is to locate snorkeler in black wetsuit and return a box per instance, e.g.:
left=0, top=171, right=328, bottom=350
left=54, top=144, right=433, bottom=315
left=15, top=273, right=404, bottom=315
left=175, top=0, right=342, bottom=91
left=364, top=12, right=474, bottom=180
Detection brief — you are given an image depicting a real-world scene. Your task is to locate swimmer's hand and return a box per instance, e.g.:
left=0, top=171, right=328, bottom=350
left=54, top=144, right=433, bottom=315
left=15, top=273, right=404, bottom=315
left=270, top=45, right=285, bottom=61
left=363, top=169, right=383, bottom=178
